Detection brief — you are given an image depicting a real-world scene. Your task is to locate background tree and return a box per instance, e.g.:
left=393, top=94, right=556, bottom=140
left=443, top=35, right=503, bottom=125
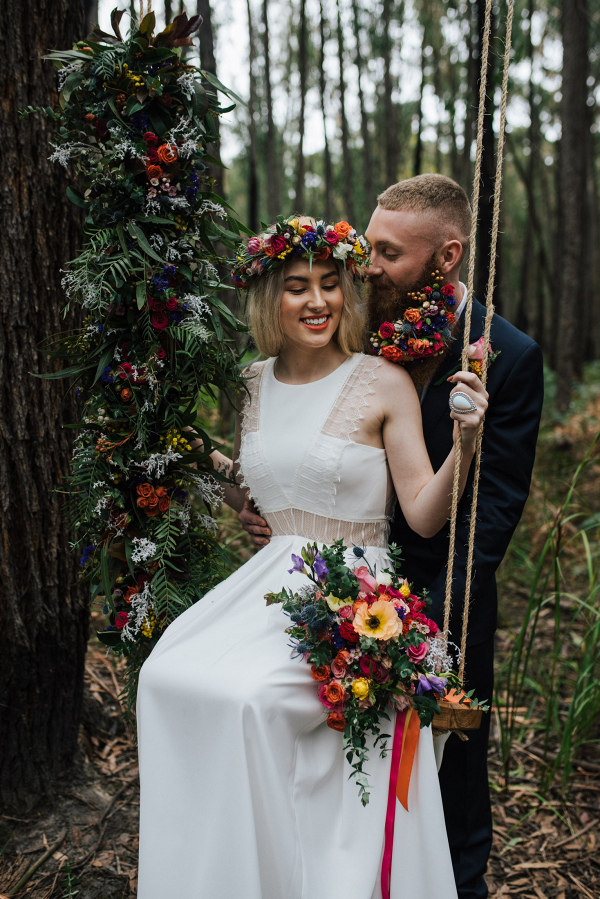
left=0, top=0, right=88, bottom=809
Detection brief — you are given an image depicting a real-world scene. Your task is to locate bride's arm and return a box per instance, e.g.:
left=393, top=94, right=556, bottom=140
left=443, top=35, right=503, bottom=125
left=379, top=363, right=488, bottom=539
left=185, top=415, right=245, bottom=513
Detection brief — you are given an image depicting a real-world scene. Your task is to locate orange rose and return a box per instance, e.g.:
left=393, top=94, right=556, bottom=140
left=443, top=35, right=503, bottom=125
left=155, top=486, right=168, bottom=497
left=158, top=496, right=171, bottom=512
left=352, top=598, right=368, bottom=616
left=446, top=312, right=455, bottom=325
left=157, top=143, right=178, bottom=165
left=314, top=246, right=331, bottom=260
left=334, top=221, right=352, bottom=239
left=381, top=345, right=403, bottom=363
left=263, top=244, right=277, bottom=258
left=146, top=506, right=160, bottom=517
left=327, top=711, right=346, bottom=731
left=136, top=483, right=154, bottom=497
left=137, top=496, right=149, bottom=509
left=325, top=682, right=345, bottom=705
left=146, top=164, right=162, bottom=181
left=334, top=650, right=350, bottom=670
left=311, top=664, right=331, bottom=682
left=404, top=308, right=421, bottom=323
left=147, top=494, right=159, bottom=508
left=121, top=387, right=132, bottom=402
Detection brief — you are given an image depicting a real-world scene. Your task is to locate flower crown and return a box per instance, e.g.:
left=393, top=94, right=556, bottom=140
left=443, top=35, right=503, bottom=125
left=231, top=215, right=369, bottom=288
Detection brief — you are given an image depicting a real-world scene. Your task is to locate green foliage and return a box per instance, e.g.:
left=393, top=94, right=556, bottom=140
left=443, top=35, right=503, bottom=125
left=31, top=13, right=248, bottom=705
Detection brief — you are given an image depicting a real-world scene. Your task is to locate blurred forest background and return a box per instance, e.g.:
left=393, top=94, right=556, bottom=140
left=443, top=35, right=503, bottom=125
left=1, top=1, right=600, bottom=897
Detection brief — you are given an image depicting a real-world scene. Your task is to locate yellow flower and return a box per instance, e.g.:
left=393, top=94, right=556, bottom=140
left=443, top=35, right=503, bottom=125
left=352, top=678, right=370, bottom=700
left=325, top=593, right=352, bottom=612
left=287, top=218, right=299, bottom=230
left=399, top=583, right=411, bottom=598
left=353, top=240, right=364, bottom=255
left=353, top=600, right=401, bottom=641
left=298, top=226, right=306, bottom=236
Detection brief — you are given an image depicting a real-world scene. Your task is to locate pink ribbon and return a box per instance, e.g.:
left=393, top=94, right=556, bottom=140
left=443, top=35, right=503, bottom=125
left=380, top=710, right=407, bottom=899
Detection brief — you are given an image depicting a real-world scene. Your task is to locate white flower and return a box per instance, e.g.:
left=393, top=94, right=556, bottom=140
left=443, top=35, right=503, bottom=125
left=131, top=537, right=157, bottom=563
left=376, top=571, right=393, bottom=587
left=140, top=447, right=182, bottom=478
left=177, top=73, right=196, bottom=99
left=121, top=583, right=155, bottom=642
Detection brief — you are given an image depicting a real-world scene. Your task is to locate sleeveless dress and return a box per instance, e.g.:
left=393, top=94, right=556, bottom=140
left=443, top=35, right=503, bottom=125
left=137, top=353, right=458, bottom=899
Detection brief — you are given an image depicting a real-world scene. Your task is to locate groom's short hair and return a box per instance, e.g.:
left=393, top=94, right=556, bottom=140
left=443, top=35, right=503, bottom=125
left=378, top=174, right=472, bottom=248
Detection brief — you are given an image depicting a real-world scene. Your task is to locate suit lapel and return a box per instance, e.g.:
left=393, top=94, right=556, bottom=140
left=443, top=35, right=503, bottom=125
left=421, top=299, right=487, bottom=440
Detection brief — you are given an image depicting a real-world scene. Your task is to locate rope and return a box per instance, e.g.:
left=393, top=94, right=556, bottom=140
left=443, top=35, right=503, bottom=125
left=140, top=0, right=152, bottom=20
left=457, top=0, right=514, bottom=681
left=443, top=0, right=493, bottom=639
left=443, top=0, right=514, bottom=661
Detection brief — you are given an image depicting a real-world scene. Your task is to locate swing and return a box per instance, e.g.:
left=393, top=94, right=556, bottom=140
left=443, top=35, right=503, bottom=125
left=431, top=0, right=514, bottom=734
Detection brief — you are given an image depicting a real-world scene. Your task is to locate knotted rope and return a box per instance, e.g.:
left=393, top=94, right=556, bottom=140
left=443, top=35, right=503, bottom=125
left=443, top=0, right=514, bottom=683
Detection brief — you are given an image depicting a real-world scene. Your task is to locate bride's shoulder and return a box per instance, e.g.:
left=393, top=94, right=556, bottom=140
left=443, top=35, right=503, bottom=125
left=368, top=356, right=416, bottom=392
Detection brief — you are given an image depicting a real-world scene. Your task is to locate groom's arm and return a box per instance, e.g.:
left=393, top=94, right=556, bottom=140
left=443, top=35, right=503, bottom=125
left=425, top=341, right=544, bottom=639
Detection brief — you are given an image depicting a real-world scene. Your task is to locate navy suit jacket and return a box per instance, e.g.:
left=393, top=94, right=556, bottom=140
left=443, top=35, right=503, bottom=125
left=389, top=298, right=544, bottom=648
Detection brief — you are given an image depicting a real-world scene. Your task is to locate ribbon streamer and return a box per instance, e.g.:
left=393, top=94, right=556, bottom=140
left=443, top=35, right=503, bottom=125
left=381, top=708, right=420, bottom=899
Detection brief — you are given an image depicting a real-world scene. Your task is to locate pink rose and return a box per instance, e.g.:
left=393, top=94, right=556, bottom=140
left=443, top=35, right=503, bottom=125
left=360, top=657, right=378, bottom=677
left=143, top=132, right=159, bottom=147
left=441, top=284, right=454, bottom=297
left=157, top=347, right=166, bottom=360
left=247, top=237, right=263, bottom=255
left=151, top=312, right=169, bottom=331
left=115, top=611, right=129, bottom=629
left=145, top=148, right=159, bottom=165
left=468, top=336, right=492, bottom=361
left=338, top=605, right=354, bottom=619
left=331, top=659, right=347, bottom=678
left=424, top=617, right=438, bottom=635
left=407, top=642, right=429, bottom=663
left=318, top=682, right=345, bottom=710
left=372, top=665, right=390, bottom=684
left=165, top=297, right=178, bottom=312
left=149, top=296, right=166, bottom=312
left=355, top=565, right=377, bottom=595
left=324, top=230, right=339, bottom=245
left=378, top=321, right=395, bottom=340
left=118, top=362, right=133, bottom=380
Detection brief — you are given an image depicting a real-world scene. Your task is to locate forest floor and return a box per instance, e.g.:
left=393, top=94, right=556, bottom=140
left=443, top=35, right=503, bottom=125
left=1, top=368, right=599, bottom=899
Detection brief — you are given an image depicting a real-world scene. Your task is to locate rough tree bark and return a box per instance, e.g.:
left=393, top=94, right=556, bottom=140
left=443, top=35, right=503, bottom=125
left=295, top=0, right=307, bottom=211
left=556, top=0, right=589, bottom=410
left=413, top=27, right=426, bottom=177
left=165, top=0, right=173, bottom=25
left=0, top=0, right=88, bottom=810
left=263, top=0, right=280, bottom=221
left=319, top=0, right=333, bottom=220
left=474, top=0, right=497, bottom=308
left=351, top=0, right=374, bottom=212
left=246, top=0, right=259, bottom=232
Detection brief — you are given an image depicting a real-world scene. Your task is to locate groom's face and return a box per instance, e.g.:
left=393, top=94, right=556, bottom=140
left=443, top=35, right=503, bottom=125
left=365, top=206, right=441, bottom=295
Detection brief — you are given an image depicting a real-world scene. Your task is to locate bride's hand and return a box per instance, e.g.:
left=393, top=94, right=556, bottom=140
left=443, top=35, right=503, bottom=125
left=447, top=371, right=489, bottom=450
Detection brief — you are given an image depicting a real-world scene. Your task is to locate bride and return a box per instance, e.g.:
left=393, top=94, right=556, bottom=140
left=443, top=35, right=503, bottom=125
left=136, top=217, right=487, bottom=899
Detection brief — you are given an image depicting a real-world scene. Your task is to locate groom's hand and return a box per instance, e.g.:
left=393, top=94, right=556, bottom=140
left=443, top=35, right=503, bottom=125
left=239, top=497, right=272, bottom=549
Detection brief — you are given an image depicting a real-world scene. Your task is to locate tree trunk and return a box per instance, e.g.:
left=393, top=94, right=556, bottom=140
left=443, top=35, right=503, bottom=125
left=295, top=0, right=307, bottom=211
left=319, top=0, right=333, bottom=220
left=413, top=28, right=426, bottom=177
left=0, top=0, right=88, bottom=811
left=263, top=0, right=280, bottom=221
left=165, top=0, right=172, bottom=25
left=556, top=0, right=589, bottom=410
left=197, top=0, right=224, bottom=201
left=84, top=0, right=98, bottom=34
left=246, top=0, right=259, bottom=232
left=336, top=0, right=354, bottom=221
left=382, top=0, right=398, bottom=186
left=474, top=0, right=496, bottom=307
left=351, top=0, right=374, bottom=212
left=461, top=0, right=478, bottom=192
left=515, top=4, right=537, bottom=335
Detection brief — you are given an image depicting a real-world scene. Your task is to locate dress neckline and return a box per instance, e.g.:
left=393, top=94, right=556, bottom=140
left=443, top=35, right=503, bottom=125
left=269, top=353, right=357, bottom=388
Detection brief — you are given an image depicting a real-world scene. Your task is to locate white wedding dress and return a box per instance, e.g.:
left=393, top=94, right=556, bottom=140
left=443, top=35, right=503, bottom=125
left=137, top=353, right=457, bottom=899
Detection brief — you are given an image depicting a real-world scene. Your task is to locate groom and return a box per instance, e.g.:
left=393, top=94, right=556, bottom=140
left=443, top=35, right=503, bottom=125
left=239, top=174, right=544, bottom=899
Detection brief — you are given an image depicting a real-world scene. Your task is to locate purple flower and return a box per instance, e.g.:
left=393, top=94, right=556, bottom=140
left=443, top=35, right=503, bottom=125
left=80, top=544, right=96, bottom=567
left=185, top=185, right=198, bottom=202
left=416, top=673, right=448, bottom=696
left=313, top=552, right=329, bottom=584
left=301, top=232, right=318, bottom=249
left=288, top=554, right=305, bottom=575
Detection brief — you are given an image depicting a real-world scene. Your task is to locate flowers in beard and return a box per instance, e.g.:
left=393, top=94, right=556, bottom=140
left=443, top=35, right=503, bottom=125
left=266, top=540, right=468, bottom=806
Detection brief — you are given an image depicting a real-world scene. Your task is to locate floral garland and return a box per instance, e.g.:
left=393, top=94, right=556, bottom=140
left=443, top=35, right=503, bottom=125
left=24, top=10, right=247, bottom=706
left=231, top=215, right=369, bottom=288
left=266, top=541, right=476, bottom=805
left=368, top=270, right=457, bottom=364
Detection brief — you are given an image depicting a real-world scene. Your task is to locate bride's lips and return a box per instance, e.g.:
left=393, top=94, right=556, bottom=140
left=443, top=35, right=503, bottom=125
left=300, top=314, right=331, bottom=331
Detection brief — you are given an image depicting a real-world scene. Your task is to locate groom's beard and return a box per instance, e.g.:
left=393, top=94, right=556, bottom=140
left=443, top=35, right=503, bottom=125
left=365, top=256, right=458, bottom=392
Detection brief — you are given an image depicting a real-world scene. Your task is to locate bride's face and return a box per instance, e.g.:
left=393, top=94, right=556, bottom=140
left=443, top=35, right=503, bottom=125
left=279, top=259, right=344, bottom=350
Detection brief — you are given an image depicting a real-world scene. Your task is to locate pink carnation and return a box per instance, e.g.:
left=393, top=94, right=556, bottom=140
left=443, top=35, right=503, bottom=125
left=441, top=284, right=454, bottom=297
left=115, top=611, right=129, bottom=629
left=324, top=230, right=339, bottom=246
left=378, top=321, right=395, bottom=340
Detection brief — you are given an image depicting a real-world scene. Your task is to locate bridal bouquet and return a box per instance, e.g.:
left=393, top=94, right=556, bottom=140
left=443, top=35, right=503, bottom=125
left=265, top=541, right=462, bottom=804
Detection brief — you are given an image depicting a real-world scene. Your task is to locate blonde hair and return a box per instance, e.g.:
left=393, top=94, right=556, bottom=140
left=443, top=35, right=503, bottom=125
left=378, top=174, right=472, bottom=247
left=247, top=260, right=364, bottom=357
